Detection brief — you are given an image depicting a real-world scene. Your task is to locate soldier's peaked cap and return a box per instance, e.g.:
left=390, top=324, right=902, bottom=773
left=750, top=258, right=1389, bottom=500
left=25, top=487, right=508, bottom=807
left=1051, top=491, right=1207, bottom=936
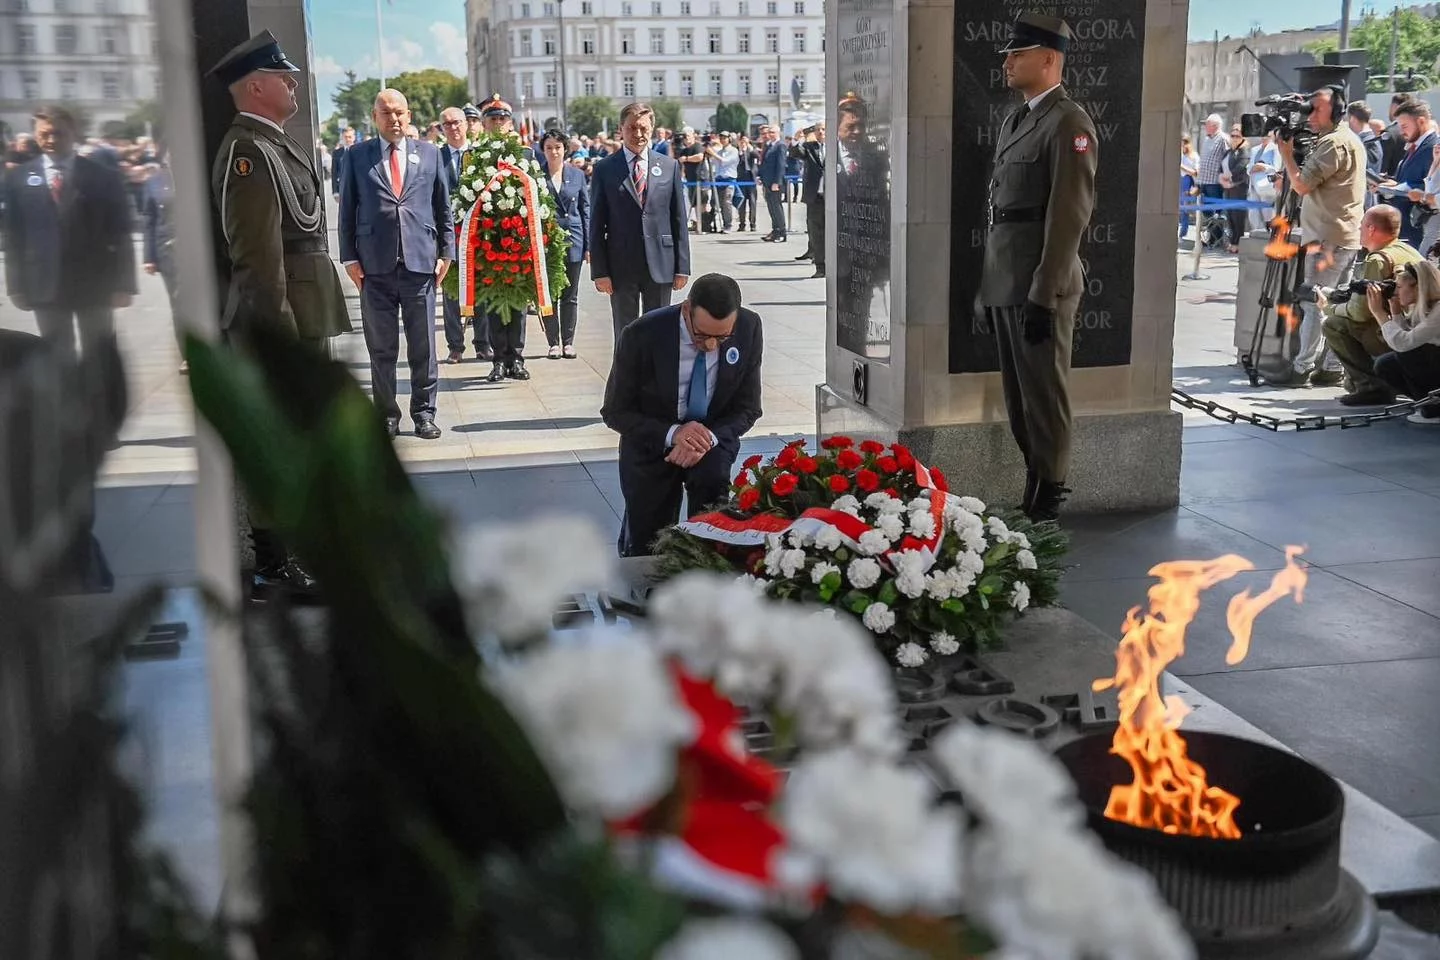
left=998, top=13, right=1073, bottom=55
left=208, top=30, right=300, bottom=86
left=482, top=94, right=513, bottom=116
left=463, top=103, right=484, bottom=119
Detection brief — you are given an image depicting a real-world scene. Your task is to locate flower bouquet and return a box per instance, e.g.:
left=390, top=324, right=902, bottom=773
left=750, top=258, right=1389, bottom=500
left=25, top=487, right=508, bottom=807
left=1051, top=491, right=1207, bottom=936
left=440, top=130, right=571, bottom=320
left=652, top=436, right=1067, bottom=668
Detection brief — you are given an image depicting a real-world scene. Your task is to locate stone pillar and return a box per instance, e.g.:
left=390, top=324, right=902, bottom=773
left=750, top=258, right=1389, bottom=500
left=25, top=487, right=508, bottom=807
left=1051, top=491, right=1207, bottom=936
left=820, top=0, right=1188, bottom=512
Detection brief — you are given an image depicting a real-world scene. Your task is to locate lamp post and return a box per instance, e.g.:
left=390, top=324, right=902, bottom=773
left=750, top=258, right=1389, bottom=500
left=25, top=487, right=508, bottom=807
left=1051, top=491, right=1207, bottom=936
left=1339, top=0, right=1352, bottom=48
left=557, top=0, right=568, bottom=131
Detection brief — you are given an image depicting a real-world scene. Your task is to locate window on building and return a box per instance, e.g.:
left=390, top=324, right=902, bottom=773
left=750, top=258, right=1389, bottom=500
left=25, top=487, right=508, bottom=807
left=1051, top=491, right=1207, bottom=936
left=54, top=23, right=78, bottom=54
left=679, top=72, right=694, bottom=97
left=543, top=31, right=556, bottom=54
left=651, top=0, right=661, bottom=12
left=621, top=31, right=635, bottom=54
left=737, top=0, right=748, bottom=12
left=764, top=28, right=778, bottom=53
left=17, top=24, right=36, bottom=54
left=792, top=29, right=805, bottom=52
left=581, top=30, right=596, bottom=54
left=97, top=0, right=114, bottom=11
left=21, top=71, right=40, bottom=100
left=708, top=29, right=721, bottom=53
left=679, top=0, right=690, bottom=12
left=793, top=0, right=803, bottom=12
left=738, top=72, right=751, bottom=95
left=649, top=29, right=663, bottom=53
left=622, top=72, right=636, bottom=97
left=679, top=30, right=693, bottom=53
left=100, top=24, right=122, bottom=53
left=520, top=1, right=531, bottom=16
left=650, top=70, right=666, bottom=96
left=765, top=0, right=776, bottom=13
left=545, top=72, right=558, bottom=97
left=520, top=31, right=533, bottom=56
left=102, top=72, right=121, bottom=100
left=708, top=71, right=722, bottom=96
left=543, top=2, right=554, bottom=14
left=581, top=0, right=593, bottom=12
left=737, top=30, right=750, bottom=53
left=59, top=71, right=77, bottom=100
left=709, top=0, right=720, bottom=13
left=622, top=0, right=632, bottom=13
left=583, top=72, right=597, bottom=95
left=54, top=0, right=68, bottom=10
left=765, top=71, right=778, bottom=95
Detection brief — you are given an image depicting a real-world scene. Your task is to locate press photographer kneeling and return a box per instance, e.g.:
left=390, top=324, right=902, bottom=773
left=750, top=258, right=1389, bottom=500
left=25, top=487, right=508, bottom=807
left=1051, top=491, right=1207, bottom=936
left=1316, top=204, right=1423, bottom=406
left=1364, top=260, right=1440, bottom=424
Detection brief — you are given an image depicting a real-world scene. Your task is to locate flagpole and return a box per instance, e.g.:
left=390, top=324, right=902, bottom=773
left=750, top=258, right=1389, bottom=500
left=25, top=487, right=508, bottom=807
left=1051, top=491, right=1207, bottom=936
left=376, top=0, right=386, bottom=88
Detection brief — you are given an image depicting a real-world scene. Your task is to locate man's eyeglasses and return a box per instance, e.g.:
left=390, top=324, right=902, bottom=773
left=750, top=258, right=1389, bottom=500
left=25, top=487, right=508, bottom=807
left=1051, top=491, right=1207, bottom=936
left=441, top=119, right=465, bottom=128
left=684, top=310, right=735, bottom=347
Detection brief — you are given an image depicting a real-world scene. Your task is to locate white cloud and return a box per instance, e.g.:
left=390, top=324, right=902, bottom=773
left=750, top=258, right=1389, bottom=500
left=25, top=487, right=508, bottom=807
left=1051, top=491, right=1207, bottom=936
left=429, top=21, right=469, bottom=75
left=313, top=54, right=345, bottom=79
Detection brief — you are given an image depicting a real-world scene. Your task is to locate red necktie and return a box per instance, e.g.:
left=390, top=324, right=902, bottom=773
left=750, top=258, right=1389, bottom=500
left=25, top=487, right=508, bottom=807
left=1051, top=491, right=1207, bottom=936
left=389, top=143, right=403, bottom=195
left=49, top=168, right=63, bottom=203
left=633, top=155, right=646, bottom=201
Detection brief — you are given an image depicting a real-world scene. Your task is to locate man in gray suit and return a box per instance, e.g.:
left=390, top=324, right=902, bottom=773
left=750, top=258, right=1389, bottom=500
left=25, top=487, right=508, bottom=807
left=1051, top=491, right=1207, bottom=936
left=589, top=101, right=691, bottom=342
left=339, top=89, right=453, bottom=440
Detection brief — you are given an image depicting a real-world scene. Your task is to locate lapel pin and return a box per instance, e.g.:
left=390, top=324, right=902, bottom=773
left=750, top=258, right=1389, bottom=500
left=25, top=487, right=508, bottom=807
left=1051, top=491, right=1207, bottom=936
left=725, top=346, right=740, bottom=365
left=651, top=164, right=663, bottom=178
left=27, top=173, right=43, bottom=187
left=408, top=153, right=419, bottom=164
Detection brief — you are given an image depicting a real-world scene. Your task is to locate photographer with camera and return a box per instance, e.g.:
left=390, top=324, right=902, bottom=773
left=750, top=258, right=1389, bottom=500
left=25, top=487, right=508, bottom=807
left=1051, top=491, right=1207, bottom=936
left=1273, top=85, right=1368, bottom=387
left=1369, top=260, right=1440, bottom=423
left=1318, top=204, right=1423, bottom=404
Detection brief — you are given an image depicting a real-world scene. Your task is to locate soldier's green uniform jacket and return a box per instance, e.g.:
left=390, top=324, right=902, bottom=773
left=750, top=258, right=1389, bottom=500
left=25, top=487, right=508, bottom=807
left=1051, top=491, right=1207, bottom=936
left=977, top=86, right=1098, bottom=310
left=1328, top=238, right=1423, bottom=326
left=212, top=114, right=351, bottom=339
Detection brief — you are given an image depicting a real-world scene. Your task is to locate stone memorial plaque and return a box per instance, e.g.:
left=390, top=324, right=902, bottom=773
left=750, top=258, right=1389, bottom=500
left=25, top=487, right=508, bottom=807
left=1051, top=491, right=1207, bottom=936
left=948, top=2, right=1146, bottom=373
left=834, top=0, right=894, bottom=362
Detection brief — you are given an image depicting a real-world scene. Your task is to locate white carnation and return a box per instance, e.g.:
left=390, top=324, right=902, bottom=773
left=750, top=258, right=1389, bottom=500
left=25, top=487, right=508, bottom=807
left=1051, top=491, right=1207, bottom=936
left=1016, top=548, right=1037, bottom=570
left=459, top=185, right=475, bottom=202
left=847, top=557, right=882, bottom=589
left=540, top=204, right=552, bottom=219
left=657, top=919, right=798, bottom=960
left=930, top=632, right=960, bottom=656
left=482, top=201, right=494, bottom=211
left=491, top=634, right=694, bottom=818
left=518, top=204, right=528, bottom=218
left=891, top=549, right=928, bottom=599
left=504, top=184, right=517, bottom=197
left=957, top=496, right=986, bottom=514
left=858, top=529, right=891, bottom=556
left=894, top=641, right=928, bottom=667
left=787, top=529, right=810, bottom=549
left=932, top=723, right=1081, bottom=831
left=811, top=561, right=841, bottom=585
left=831, top=494, right=862, bottom=516
left=961, top=527, right=988, bottom=554
left=924, top=571, right=956, bottom=600
left=781, top=749, right=964, bottom=915
left=813, top=524, right=844, bottom=552
left=453, top=515, right=611, bottom=643
left=987, top=516, right=1011, bottom=539
left=778, top=547, right=807, bottom=579
left=876, top=513, right=905, bottom=542
left=480, top=189, right=492, bottom=202
left=862, top=602, right=896, bottom=634
left=956, top=550, right=986, bottom=576
left=1010, top=581, right=1032, bottom=612
left=865, top=492, right=905, bottom=516
left=908, top=510, right=937, bottom=539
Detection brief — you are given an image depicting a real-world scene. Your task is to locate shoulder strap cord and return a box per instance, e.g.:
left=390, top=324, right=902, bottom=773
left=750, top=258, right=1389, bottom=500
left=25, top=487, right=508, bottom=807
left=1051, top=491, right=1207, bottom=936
left=252, top=138, right=323, bottom=233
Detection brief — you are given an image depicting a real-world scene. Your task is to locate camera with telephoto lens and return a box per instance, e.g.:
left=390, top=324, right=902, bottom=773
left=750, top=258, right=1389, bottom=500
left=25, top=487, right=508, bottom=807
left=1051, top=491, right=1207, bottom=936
left=1310, top=278, right=1398, bottom=305
left=1241, top=94, right=1319, bottom=164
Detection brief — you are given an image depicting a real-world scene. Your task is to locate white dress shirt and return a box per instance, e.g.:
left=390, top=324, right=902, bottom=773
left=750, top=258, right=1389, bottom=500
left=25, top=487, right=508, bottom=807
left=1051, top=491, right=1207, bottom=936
left=238, top=111, right=286, bottom=135
left=1026, top=83, right=1062, bottom=112
left=40, top=151, right=73, bottom=192
left=385, top=137, right=409, bottom=192
left=665, top=311, right=720, bottom=448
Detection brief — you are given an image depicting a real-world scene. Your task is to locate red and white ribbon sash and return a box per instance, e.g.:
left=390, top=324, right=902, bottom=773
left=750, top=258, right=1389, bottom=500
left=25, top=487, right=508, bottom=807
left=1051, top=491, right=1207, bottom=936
left=456, top=160, right=554, bottom=318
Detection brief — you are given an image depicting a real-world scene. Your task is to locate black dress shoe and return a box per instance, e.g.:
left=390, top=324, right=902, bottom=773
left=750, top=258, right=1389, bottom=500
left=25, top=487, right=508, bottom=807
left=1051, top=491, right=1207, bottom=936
left=384, top=417, right=401, bottom=438
left=761, top=233, right=777, bottom=242
left=507, top=359, right=531, bottom=381
left=414, top=418, right=442, bottom=440
left=1025, top=481, right=1071, bottom=523
left=250, top=559, right=323, bottom=605
left=486, top=362, right=507, bottom=383
left=1338, top=388, right=1395, bottom=407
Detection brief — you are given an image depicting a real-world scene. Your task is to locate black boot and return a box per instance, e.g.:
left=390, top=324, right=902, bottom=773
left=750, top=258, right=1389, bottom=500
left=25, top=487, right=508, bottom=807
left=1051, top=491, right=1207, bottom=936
left=1026, top=480, right=1071, bottom=523
left=486, top=362, right=506, bottom=383
left=507, top=358, right=531, bottom=381
left=250, top=529, right=322, bottom=604
left=1018, top=469, right=1039, bottom=513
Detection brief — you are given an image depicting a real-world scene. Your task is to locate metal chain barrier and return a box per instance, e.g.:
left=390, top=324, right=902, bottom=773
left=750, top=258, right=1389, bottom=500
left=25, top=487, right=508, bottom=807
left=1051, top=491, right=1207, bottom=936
left=1171, top=385, right=1440, bottom=431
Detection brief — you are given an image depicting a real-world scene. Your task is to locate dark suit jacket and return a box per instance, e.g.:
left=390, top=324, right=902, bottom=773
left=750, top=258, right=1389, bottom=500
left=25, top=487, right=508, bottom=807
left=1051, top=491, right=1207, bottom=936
left=543, top=161, right=590, bottom=263
left=338, top=136, right=453, bottom=277
left=589, top=149, right=690, bottom=287
left=439, top=143, right=465, bottom=193
left=790, top=140, right=824, bottom=202
left=1391, top=130, right=1437, bottom=245
left=601, top=304, right=764, bottom=465
left=331, top=144, right=348, bottom=195
left=2, top=153, right=136, bottom=310
left=1381, top=121, right=1407, bottom=178
left=759, top=140, right=787, bottom=187
left=141, top=166, right=175, bottom=267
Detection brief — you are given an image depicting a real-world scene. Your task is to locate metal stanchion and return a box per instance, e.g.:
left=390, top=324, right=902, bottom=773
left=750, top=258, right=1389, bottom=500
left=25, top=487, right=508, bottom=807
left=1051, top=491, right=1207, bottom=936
left=1182, top=199, right=1210, bottom=281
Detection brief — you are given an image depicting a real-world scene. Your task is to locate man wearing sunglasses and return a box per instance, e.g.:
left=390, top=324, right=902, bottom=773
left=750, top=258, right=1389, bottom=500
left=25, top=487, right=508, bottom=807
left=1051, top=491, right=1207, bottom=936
left=602, top=273, right=764, bottom=557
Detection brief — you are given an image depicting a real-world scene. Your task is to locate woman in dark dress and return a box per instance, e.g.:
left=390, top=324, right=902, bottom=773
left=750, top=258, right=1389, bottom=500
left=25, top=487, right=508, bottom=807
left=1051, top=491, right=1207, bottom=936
left=540, top=129, right=590, bottom=359
left=1221, top=125, right=1253, bottom=254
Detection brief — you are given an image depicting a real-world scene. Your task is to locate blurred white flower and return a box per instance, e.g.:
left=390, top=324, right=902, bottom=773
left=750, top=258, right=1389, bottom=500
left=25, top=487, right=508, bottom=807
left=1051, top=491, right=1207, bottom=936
left=987, top=516, right=1011, bottom=540
left=657, top=918, right=798, bottom=960
left=892, top=550, right=928, bottom=599
left=504, top=184, right=517, bottom=197
left=1002, top=530, right=1032, bottom=550
left=866, top=492, right=905, bottom=516
left=459, top=185, right=475, bottom=202
left=788, top=529, right=810, bottom=549
left=957, top=496, right=986, bottom=514
left=1016, top=548, right=1037, bottom=570
left=811, top=561, right=841, bottom=585
left=735, top=573, right=770, bottom=595
left=876, top=514, right=905, bottom=542
left=480, top=189, right=492, bottom=202
left=491, top=633, right=694, bottom=818
left=895, top=642, right=928, bottom=667
left=482, top=201, right=494, bottom=211
left=908, top=510, right=937, bottom=539
left=540, top=205, right=552, bottom=219
left=862, top=602, right=896, bottom=634
left=931, top=723, right=1081, bottom=832
left=814, top=525, right=844, bottom=552
left=1010, top=581, right=1031, bottom=612
left=858, top=529, right=890, bottom=556
left=930, top=632, right=960, bottom=656
left=831, top=494, right=862, bottom=516
left=453, top=515, right=612, bottom=643
left=518, top=205, right=528, bottom=218
left=781, top=749, right=964, bottom=915
left=773, top=613, right=904, bottom=758
left=847, top=557, right=882, bottom=589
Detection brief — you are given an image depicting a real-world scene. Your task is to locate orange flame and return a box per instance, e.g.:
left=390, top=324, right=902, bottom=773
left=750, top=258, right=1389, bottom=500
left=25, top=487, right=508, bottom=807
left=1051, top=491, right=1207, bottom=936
left=1277, top=304, right=1302, bottom=332
left=1092, top=548, right=1308, bottom=839
left=1264, top=217, right=1300, bottom=260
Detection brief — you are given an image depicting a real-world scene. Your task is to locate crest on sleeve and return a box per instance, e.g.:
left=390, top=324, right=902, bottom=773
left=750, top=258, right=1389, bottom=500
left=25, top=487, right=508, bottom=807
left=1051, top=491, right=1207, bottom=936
left=1072, top=134, right=1090, bottom=154
left=233, top=156, right=254, bottom=177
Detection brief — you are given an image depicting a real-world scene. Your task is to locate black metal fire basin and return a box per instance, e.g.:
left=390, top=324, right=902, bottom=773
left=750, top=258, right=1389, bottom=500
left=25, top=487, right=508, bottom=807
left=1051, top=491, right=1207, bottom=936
left=1054, top=731, right=1378, bottom=960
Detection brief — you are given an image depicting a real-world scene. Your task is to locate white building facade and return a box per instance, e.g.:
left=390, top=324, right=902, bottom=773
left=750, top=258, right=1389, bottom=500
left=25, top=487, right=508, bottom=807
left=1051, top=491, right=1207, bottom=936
left=470, top=0, right=824, bottom=132
left=0, top=0, right=159, bottom=140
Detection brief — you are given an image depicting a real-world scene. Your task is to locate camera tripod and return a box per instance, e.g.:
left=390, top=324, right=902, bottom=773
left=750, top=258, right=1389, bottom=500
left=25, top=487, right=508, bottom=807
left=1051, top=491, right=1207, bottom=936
left=1240, top=176, right=1307, bottom=387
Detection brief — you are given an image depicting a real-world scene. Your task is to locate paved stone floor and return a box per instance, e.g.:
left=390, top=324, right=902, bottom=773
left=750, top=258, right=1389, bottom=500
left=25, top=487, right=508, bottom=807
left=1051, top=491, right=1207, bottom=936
left=4, top=221, right=1439, bottom=910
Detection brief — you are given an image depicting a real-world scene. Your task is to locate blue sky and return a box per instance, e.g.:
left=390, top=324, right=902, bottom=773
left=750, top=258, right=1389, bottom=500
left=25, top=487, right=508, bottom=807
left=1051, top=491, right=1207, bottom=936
left=305, top=0, right=1383, bottom=118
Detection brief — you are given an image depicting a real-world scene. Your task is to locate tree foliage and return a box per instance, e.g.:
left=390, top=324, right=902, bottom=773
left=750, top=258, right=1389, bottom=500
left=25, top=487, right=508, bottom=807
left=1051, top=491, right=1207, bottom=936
left=329, top=68, right=469, bottom=133
left=715, top=101, right=749, bottom=134
left=566, top=95, right=619, bottom=137
left=1310, top=9, right=1440, bottom=93
left=651, top=97, right=685, bottom=131
left=102, top=99, right=163, bottom=142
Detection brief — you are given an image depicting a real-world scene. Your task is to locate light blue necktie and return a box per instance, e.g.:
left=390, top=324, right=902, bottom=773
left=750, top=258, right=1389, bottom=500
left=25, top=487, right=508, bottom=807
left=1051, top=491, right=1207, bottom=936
left=685, top=352, right=709, bottom=421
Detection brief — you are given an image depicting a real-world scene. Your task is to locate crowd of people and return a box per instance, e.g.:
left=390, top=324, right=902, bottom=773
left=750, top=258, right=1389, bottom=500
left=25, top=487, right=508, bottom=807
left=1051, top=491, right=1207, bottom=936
left=1180, top=91, right=1440, bottom=423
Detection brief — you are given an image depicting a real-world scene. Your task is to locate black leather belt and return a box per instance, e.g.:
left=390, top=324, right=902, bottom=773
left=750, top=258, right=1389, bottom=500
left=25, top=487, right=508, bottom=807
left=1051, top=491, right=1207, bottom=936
left=283, top=238, right=329, bottom=255
left=990, top=205, right=1047, bottom=225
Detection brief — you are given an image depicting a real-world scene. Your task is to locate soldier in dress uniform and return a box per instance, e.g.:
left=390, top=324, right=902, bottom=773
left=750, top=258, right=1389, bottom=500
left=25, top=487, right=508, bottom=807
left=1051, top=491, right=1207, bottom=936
left=477, top=94, right=531, bottom=383
left=977, top=13, right=1097, bottom=523
left=208, top=30, right=352, bottom=600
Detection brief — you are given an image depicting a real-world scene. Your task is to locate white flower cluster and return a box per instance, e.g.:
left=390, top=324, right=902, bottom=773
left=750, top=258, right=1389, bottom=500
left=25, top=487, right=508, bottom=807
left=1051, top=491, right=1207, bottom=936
left=656, top=918, right=797, bottom=960
left=451, top=138, right=548, bottom=219
left=932, top=724, right=1194, bottom=960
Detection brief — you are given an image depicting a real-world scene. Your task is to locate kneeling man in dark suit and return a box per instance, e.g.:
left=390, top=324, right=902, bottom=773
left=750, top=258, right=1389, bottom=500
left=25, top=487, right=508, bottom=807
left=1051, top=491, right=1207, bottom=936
left=602, top=273, right=764, bottom=556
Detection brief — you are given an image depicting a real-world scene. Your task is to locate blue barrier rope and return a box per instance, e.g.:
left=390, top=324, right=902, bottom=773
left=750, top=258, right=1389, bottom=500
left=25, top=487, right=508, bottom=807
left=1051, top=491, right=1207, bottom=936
left=1179, top=198, right=1274, bottom=212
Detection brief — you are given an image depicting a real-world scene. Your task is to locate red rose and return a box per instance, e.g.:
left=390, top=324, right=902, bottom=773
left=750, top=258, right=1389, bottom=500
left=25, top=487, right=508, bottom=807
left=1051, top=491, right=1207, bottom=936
left=775, top=446, right=799, bottom=469
left=771, top=472, right=799, bottom=497
left=884, top=487, right=901, bottom=499
left=860, top=439, right=885, bottom=455
left=481, top=240, right=493, bottom=250
left=743, top=454, right=764, bottom=470
left=795, top=456, right=819, bottom=474
left=485, top=252, right=496, bottom=262
left=828, top=475, right=851, bottom=494
left=876, top=455, right=900, bottom=474
left=482, top=277, right=495, bottom=285
left=855, top=469, right=880, bottom=492
left=738, top=487, right=761, bottom=512
left=820, top=435, right=855, bottom=450
left=510, top=264, right=521, bottom=272
left=835, top=449, right=863, bottom=471
left=482, top=218, right=495, bottom=229
left=734, top=470, right=749, bottom=486
left=930, top=467, right=949, bottom=492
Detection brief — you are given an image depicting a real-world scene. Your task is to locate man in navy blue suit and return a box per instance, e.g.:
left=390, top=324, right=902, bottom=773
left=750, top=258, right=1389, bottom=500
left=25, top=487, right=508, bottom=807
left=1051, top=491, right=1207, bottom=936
left=339, top=88, right=453, bottom=440
left=589, top=101, right=691, bottom=343
left=1385, top=99, right=1438, bottom=248
left=757, top=125, right=788, bottom=242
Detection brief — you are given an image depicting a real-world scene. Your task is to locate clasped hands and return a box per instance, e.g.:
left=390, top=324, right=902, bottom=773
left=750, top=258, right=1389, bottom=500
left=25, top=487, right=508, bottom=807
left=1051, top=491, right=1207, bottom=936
left=666, top=421, right=714, bottom=468
left=972, top=300, right=1054, bottom=344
